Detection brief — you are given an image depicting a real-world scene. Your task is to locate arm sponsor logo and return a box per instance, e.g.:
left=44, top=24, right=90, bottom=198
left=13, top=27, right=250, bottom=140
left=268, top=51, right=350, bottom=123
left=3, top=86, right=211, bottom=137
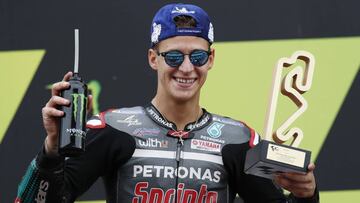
left=34, top=180, right=49, bottom=203
left=117, top=115, right=142, bottom=126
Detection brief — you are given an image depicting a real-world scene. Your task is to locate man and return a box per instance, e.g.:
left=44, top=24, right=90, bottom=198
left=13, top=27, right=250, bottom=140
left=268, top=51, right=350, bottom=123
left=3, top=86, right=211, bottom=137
left=16, top=3, right=319, bottom=203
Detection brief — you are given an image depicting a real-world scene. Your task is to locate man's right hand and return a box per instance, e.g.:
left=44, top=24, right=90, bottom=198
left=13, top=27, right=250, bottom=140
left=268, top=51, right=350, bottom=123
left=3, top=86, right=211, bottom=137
left=42, top=72, right=73, bottom=156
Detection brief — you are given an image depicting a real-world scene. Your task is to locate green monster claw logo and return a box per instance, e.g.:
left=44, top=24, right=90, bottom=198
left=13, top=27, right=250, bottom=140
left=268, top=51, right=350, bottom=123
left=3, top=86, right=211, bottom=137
left=46, top=80, right=101, bottom=116
left=72, top=93, right=87, bottom=124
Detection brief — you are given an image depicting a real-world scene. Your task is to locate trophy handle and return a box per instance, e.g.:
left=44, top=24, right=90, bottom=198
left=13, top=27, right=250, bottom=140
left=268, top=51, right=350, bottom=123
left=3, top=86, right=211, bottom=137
left=264, top=51, right=315, bottom=147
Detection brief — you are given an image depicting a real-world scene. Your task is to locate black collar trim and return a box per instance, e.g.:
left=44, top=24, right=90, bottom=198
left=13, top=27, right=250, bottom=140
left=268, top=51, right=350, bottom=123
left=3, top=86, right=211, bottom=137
left=145, top=104, right=212, bottom=131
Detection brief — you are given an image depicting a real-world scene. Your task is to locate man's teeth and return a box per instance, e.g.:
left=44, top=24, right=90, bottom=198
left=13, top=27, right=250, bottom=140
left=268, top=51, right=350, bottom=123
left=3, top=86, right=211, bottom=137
left=176, top=78, right=195, bottom=84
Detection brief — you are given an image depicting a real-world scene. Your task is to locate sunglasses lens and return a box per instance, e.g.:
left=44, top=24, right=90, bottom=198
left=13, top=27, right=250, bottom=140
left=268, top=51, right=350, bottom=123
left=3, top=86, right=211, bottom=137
left=160, top=50, right=210, bottom=67
left=190, top=50, right=209, bottom=66
left=164, top=51, right=184, bottom=67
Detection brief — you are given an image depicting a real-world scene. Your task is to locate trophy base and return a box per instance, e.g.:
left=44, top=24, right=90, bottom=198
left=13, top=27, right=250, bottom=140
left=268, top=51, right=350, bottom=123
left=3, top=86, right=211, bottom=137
left=244, top=140, right=311, bottom=179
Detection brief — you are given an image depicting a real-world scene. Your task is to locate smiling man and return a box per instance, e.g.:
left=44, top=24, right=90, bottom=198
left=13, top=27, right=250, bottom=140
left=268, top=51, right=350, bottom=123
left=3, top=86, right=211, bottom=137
left=16, top=3, right=319, bottom=203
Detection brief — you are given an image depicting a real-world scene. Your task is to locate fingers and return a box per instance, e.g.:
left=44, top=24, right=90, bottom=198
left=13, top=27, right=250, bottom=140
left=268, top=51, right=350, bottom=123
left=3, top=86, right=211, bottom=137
left=51, top=81, right=70, bottom=96
left=62, top=71, right=73, bottom=81
left=278, top=172, right=313, bottom=183
left=277, top=163, right=316, bottom=183
left=42, top=106, right=64, bottom=117
left=274, top=163, right=317, bottom=198
left=41, top=71, right=74, bottom=153
left=46, top=95, right=70, bottom=107
left=308, top=163, right=316, bottom=171
left=43, top=96, right=69, bottom=117
left=50, top=71, right=73, bottom=96
left=275, top=173, right=313, bottom=188
left=275, top=175, right=315, bottom=197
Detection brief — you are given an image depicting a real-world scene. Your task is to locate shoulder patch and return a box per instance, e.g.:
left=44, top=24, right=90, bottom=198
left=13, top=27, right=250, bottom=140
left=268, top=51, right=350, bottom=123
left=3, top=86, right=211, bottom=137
left=249, top=128, right=260, bottom=148
left=239, top=121, right=261, bottom=148
left=86, top=113, right=106, bottom=129
left=86, top=109, right=114, bottom=129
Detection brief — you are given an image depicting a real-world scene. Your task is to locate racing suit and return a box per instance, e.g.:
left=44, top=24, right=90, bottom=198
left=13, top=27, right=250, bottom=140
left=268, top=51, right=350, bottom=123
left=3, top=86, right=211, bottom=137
left=15, top=105, right=319, bottom=203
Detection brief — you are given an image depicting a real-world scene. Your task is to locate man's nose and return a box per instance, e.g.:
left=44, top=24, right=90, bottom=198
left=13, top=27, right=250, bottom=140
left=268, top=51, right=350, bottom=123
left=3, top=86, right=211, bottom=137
left=178, top=56, right=194, bottom=73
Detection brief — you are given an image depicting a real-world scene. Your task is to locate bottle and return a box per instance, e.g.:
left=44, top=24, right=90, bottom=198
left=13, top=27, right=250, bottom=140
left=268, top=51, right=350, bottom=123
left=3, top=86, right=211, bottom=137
left=58, top=29, right=88, bottom=157
left=58, top=73, right=88, bottom=156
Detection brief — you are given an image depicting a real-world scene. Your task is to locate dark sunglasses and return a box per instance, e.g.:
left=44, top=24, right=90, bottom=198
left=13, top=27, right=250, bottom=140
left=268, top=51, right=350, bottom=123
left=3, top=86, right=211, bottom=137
left=157, top=49, right=211, bottom=68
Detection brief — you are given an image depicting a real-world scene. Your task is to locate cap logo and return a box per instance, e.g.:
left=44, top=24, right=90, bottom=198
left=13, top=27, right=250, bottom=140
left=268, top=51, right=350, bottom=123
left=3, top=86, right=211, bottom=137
left=208, top=22, right=214, bottom=42
left=171, top=7, right=195, bottom=14
left=151, top=23, right=162, bottom=44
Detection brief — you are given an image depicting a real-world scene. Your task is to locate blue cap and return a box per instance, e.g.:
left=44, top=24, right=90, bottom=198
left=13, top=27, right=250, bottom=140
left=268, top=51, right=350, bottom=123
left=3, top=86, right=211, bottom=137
left=150, top=3, right=214, bottom=47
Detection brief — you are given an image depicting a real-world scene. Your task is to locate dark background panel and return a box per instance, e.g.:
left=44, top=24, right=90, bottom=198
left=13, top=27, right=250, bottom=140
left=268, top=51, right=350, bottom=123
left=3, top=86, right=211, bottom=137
left=315, top=69, right=360, bottom=191
left=1, top=0, right=360, bottom=202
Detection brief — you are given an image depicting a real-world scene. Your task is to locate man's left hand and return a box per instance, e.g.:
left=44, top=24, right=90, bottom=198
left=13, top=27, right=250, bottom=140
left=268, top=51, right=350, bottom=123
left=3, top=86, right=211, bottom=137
left=274, top=163, right=316, bottom=198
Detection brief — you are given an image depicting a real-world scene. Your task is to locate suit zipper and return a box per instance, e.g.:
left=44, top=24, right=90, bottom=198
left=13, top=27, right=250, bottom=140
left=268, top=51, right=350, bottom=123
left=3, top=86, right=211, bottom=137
left=175, top=137, right=184, bottom=203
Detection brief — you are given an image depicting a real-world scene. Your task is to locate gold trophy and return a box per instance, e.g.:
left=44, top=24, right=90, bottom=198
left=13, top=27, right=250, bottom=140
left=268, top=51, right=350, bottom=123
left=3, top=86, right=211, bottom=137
left=244, top=51, right=315, bottom=179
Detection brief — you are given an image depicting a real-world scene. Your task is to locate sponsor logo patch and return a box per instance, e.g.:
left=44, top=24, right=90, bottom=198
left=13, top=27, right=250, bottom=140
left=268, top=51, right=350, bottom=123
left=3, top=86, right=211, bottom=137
left=117, top=115, right=142, bottom=126
left=200, top=135, right=225, bottom=144
left=207, top=122, right=225, bottom=138
left=133, top=165, right=221, bottom=183
left=186, top=114, right=210, bottom=131
left=112, top=108, right=144, bottom=114
left=133, top=182, right=218, bottom=203
left=212, top=117, right=244, bottom=127
left=191, top=139, right=221, bottom=152
left=151, top=23, right=161, bottom=44
left=171, top=7, right=195, bottom=14
left=147, top=108, right=174, bottom=129
left=138, top=138, right=168, bottom=148
left=133, top=128, right=160, bottom=137
left=34, top=180, right=49, bottom=203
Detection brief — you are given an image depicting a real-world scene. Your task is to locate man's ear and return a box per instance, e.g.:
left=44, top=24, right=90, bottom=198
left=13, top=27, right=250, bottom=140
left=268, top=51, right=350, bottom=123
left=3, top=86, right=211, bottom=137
left=148, top=49, right=158, bottom=70
left=207, top=48, right=215, bottom=70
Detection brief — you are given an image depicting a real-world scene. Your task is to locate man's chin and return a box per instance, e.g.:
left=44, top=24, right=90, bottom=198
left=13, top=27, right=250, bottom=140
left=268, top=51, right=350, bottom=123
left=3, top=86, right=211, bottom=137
left=171, top=92, right=197, bottom=103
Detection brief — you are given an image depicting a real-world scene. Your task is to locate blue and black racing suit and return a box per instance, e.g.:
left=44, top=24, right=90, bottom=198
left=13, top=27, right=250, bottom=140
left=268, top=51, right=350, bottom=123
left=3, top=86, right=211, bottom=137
left=15, top=105, right=319, bottom=203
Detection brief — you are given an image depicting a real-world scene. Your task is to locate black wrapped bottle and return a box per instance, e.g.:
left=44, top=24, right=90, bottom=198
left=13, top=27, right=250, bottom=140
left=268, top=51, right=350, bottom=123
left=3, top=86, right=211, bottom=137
left=58, top=73, right=88, bottom=156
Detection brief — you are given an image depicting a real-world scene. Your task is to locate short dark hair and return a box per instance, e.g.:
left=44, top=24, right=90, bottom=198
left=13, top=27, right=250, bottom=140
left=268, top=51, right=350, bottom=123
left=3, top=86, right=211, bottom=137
left=152, top=15, right=210, bottom=50
left=173, top=15, right=197, bottom=28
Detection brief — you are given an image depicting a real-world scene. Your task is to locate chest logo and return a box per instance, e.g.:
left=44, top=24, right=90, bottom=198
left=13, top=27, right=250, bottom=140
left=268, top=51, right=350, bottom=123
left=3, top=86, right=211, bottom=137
left=207, top=122, right=225, bottom=138
left=191, top=139, right=221, bottom=152
left=117, top=115, right=142, bottom=126
left=138, top=138, right=168, bottom=148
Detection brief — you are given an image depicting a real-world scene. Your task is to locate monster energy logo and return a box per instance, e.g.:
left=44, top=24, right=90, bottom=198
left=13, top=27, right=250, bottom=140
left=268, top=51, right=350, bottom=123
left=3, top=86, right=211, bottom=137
left=46, top=80, right=101, bottom=115
left=72, top=93, right=87, bottom=125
